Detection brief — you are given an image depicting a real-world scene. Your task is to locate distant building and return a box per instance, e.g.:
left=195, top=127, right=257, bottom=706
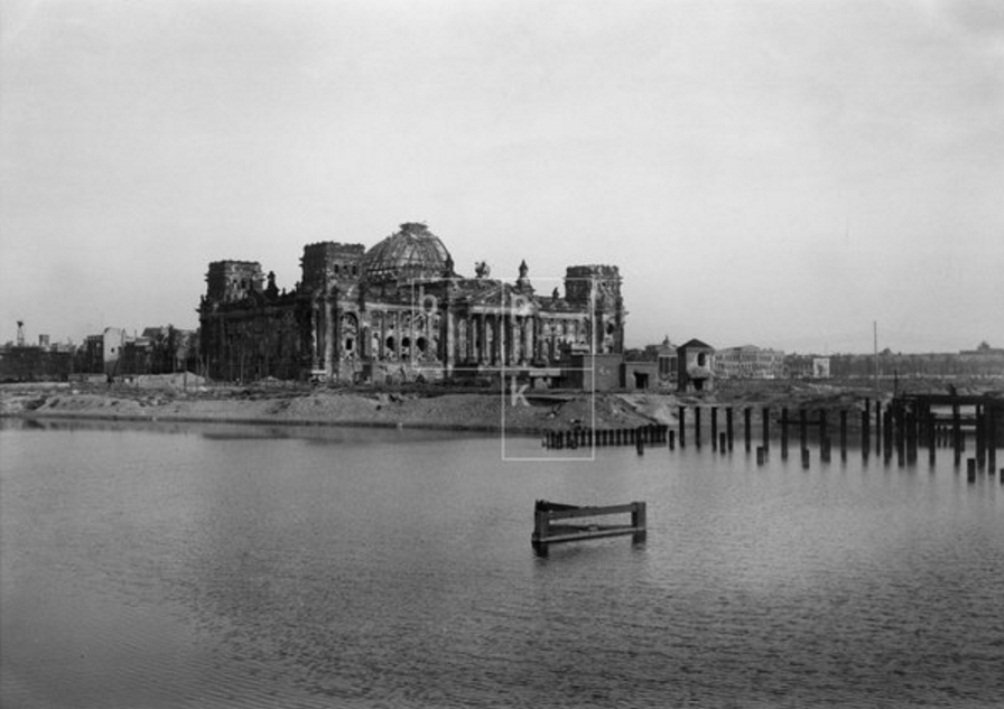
left=714, top=344, right=785, bottom=379
left=77, top=328, right=127, bottom=376
left=959, top=343, right=1004, bottom=376
left=812, top=357, right=831, bottom=379
left=626, top=337, right=678, bottom=389
left=0, top=342, right=74, bottom=382
left=76, top=326, right=198, bottom=377
left=677, top=338, right=715, bottom=392
left=622, top=360, right=659, bottom=390
left=654, top=337, right=678, bottom=386
left=102, top=328, right=127, bottom=376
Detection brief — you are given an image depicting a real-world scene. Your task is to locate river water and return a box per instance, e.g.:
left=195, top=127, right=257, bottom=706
left=1, top=418, right=1002, bottom=708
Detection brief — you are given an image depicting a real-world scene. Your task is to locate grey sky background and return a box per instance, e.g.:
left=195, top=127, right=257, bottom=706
left=2, top=0, right=1001, bottom=353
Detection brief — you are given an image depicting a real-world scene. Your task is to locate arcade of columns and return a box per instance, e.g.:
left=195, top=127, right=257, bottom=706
left=308, top=299, right=592, bottom=375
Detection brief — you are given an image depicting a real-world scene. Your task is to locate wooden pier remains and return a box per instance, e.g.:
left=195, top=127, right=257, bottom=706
left=659, top=394, right=1000, bottom=473
left=542, top=424, right=668, bottom=450
left=532, top=500, right=647, bottom=554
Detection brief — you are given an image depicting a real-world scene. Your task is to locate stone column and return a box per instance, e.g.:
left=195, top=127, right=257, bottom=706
left=495, top=313, right=504, bottom=366
left=510, top=315, right=520, bottom=366
left=394, top=310, right=402, bottom=361
left=473, top=314, right=480, bottom=363
left=481, top=315, right=489, bottom=365
left=524, top=316, right=534, bottom=365
left=444, top=311, right=455, bottom=375
left=479, top=313, right=488, bottom=365
left=409, top=312, right=417, bottom=365
left=491, top=312, right=498, bottom=365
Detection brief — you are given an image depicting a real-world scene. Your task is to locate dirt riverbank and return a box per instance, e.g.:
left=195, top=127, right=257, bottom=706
left=0, top=382, right=652, bottom=433
left=3, top=376, right=999, bottom=434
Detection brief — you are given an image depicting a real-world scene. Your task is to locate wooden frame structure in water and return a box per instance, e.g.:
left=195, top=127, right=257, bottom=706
left=531, top=499, right=647, bottom=555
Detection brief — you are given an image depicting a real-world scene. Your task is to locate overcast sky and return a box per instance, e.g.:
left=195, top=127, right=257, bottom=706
left=2, top=0, right=1001, bottom=354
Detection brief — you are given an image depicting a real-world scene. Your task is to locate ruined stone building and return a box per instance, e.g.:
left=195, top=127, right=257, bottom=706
left=198, top=222, right=624, bottom=383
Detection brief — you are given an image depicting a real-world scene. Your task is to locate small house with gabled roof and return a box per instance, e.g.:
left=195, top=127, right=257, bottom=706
left=677, top=338, right=715, bottom=392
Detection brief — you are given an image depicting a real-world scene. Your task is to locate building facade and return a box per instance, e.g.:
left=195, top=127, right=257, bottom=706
left=198, top=223, right=625, bottom=383
left=714, top=344, right=786, bottom=379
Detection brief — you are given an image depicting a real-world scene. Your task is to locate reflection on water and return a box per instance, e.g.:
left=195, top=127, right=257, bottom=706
left=1, top=421, right=1002, bottom=708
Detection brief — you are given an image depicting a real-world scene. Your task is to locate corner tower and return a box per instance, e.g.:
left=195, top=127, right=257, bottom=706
left=564, top=265, right=624, bottom=354
left=300, top=242, right=366, bottom=295
left=204, top=261, right=264, bottom=304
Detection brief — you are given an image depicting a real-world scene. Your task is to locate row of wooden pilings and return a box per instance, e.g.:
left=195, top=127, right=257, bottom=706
left=541, top=397, right=1003, bottom=483
left=542, top=424, right=669, bottom=450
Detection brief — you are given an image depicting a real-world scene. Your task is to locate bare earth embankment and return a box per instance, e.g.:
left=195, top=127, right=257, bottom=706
left=0, top=381, right=654, bottom=433
left=3, top=375, right=1000, bottom=434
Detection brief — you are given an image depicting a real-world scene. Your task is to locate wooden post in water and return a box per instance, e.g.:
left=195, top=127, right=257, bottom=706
left=678, top=406, right=686, bottom=448
left=694, top=407, right=702, bottom=449
left=799, top=409, right=808, bottom=452
left=840, top=410, right=848, bottom=461
left=802, top=447, right=811, bottom=469
left=906, top=410, right=918, bottom=465
left=780, top=408, right=789, bottom=460
left=863, top=400, right=871, bottom=454
left=668, top=429, right=675, bottom=450
left=861, top=408, right=870, bottom=461
left=884, top=408, right=894, bottom=465
left=762, top=407, right=770, bottom=452
left=875, top=401, right=882, bottom=456
left=819, top=410, right=829, bottom=463
left=711, top=406, right=718, bottom=451
left=533, top=503, right=551, bottom=550
left=744, top=407, right=752, bottom=452
left=967, top=458, right=977, bottom=483
left=988, top=405, right=996, bottom=473
left=953, top=402, right=962, bottom=466
left=927, top=406, right=937, bottom=465
left=719, top=432, right=727, bottom=453
left=632, top=502, right=647, bottom=544
left=975, top=406, right=986, bottom=471
left=726, top=407, right=734, bottom=450
left=895, top=402, right=906, bottom=467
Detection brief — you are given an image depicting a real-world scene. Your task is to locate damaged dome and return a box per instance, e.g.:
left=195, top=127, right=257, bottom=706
left=362, top=222, right=453, bottom=283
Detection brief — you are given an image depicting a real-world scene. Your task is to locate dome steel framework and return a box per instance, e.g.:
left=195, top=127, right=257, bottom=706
left=362, top=222, right=453, bottom=283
